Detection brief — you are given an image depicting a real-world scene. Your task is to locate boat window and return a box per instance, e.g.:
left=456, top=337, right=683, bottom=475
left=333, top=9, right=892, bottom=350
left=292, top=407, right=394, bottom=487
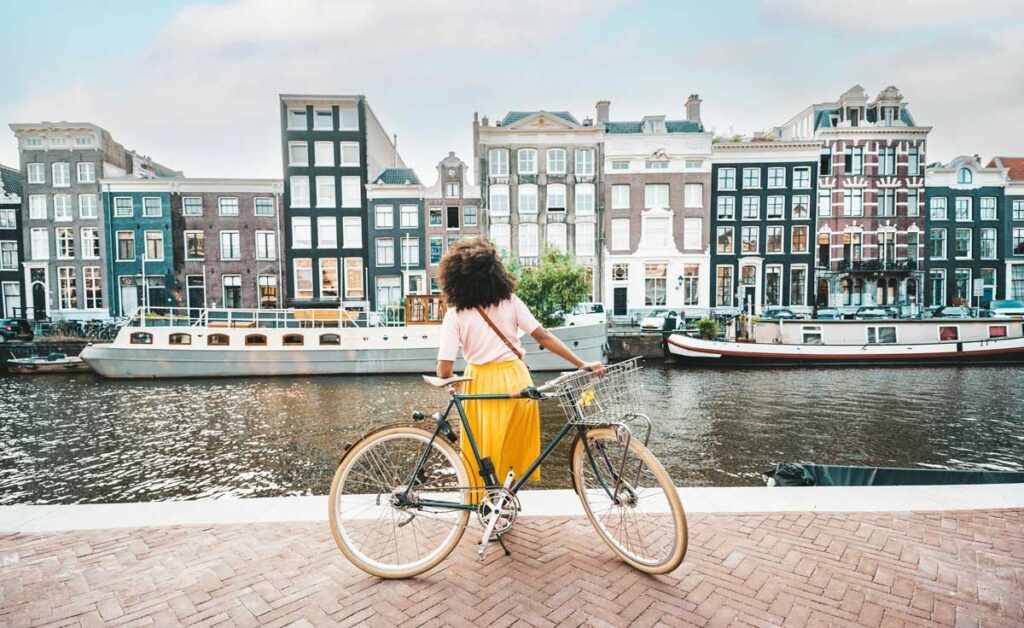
left=867, top=326, right=897, bottom=344
left=989, top=325, right=1007, bottom=339
left=283, top=334, right=304, bottom=346
left=130, top=332, right=153, bottom=345
left=169, top=333, right=191, bottom=345
left=320, top=333, right=341, bottom=345
left=801, top=326, right=822, bottom=345
left=245, top=334, right=268, bottom=346
left=939, top=326, right=958, bottom=341
left=208, top=333, right=230, bottom=346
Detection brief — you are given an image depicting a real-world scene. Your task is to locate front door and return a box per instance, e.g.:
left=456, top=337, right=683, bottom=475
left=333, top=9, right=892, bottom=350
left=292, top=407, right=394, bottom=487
left=816, top=279, right=830, bottom=308
left=120, top=284, right=139, bottom=316
left=613, top=287, right=627, bottom=316
left=32, top=282, right=46, bottom=320
left=741, top=285, right=757, bottom=313
left=186, top=276, right=205, bottom=318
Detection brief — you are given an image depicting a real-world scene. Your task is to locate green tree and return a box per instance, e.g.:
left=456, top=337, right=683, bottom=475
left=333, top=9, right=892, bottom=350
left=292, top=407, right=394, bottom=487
left=508, top=247, right=592, bottom=327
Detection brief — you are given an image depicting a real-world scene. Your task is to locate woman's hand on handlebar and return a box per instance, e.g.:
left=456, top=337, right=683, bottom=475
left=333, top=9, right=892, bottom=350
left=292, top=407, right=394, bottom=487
left=581, top=361, right=607, bottom=377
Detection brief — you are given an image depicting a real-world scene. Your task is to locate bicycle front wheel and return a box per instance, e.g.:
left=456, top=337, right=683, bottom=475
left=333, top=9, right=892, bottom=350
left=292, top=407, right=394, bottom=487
left=328, top=425, right=471, bottom=578
left=571, top=427, right=687, bottom=574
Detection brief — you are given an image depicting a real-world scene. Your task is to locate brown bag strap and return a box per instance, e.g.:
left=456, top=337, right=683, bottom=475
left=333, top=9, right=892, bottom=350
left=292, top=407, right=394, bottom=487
left=475, top=306, right=524, bottom=360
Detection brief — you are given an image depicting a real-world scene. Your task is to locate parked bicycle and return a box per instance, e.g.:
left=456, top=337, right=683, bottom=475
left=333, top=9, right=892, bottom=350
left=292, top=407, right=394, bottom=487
left=328, top=358, right=687, bottom=578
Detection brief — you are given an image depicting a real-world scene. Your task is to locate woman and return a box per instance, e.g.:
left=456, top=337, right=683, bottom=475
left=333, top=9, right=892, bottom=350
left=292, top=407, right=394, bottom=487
left=436, top=239, right=605, bottom=489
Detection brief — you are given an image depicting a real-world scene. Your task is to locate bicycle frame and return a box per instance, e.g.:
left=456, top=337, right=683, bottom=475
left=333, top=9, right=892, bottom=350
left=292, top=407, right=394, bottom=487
left=398, top=391, right=587, bottom=513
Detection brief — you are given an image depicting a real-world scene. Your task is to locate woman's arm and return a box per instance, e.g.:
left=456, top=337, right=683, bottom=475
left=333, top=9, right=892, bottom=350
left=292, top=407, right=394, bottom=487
left=436, top=360, right=455, bottom=378
left=530, top=326, right=606, bottom=376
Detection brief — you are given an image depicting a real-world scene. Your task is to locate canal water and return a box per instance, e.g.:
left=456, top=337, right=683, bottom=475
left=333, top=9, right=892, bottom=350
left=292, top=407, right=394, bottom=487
left=2, top=364, right=1023, bottom=505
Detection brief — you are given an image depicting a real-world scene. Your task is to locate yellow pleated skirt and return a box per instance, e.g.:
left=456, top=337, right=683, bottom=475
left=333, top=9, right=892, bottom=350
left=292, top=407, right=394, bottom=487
left=461, top=360, right=541, bottom=491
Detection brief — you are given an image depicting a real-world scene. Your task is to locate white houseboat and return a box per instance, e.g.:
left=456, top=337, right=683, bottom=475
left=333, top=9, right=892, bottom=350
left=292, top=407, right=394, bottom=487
left=81, top=296, right=608, bottom=379
left=667, top=317, right=1024, bottom=365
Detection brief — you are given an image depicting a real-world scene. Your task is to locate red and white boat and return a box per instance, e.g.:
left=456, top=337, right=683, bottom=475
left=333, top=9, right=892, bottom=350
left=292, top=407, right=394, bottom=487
left=667, top=317, right=1024, bottom=366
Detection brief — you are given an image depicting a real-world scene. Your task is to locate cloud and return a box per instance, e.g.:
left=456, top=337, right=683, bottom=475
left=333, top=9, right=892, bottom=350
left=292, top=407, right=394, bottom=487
left=763, top=0, right=1024, bottom=35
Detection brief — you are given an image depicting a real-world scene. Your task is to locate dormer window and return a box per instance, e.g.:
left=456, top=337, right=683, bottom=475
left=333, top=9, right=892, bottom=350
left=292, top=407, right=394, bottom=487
left=958, top=167, right=973, bottom=184
left=848, top=108, right=860, bottom=126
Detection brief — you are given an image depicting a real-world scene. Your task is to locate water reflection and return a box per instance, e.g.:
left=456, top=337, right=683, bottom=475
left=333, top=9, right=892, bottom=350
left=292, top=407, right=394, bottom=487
left=1, top=365, right=1022, bottom=504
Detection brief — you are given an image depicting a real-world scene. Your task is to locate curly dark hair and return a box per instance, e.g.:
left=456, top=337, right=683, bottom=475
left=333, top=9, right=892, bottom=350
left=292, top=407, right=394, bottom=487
left=438, top=238, right=517, bottom=310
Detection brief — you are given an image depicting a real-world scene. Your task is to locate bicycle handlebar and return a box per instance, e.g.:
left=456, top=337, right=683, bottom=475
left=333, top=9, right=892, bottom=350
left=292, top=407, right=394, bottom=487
left=512, top=366, right=593, bottom=400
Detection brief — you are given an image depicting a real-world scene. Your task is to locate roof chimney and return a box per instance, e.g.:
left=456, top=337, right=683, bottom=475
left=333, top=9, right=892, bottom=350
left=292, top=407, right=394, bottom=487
left=685, top=94, right=702, bottom=123
left=596, top=100, right=610, bottom=124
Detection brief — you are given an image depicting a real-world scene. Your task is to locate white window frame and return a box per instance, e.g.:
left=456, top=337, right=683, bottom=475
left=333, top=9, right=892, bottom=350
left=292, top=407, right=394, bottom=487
left=340, top=176, right=361, bottom=208
left=314, top=141, right=334, bottom=167
left=517, top=148, right=537, bottom=175
left=546, top=148, right=566, bottom=174
left=340, top=142, right=360, bottom=167
left=317, top=217, right=337, bottom=249
left=574, top=149, right=595, bottom=176
left=488, top=149, right=509, bottom=177
left=76, top=162, right=96, bottom=184
left=78, top=194, right=98, bottom=219
left=291, top=217, right=312, bottom=249
left=288, top=142, right=308, bottom=166
left=145, top=230, right=165, bottom=261
left=342, top=216, right=362, bottom=249
left=684, top=183, right=703, bottom=209
left=183, top=230, right=205, bottom=261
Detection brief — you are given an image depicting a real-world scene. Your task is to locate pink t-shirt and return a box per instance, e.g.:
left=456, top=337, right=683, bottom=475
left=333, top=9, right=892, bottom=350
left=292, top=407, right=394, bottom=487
left=437, top=295, right=542, bottom=365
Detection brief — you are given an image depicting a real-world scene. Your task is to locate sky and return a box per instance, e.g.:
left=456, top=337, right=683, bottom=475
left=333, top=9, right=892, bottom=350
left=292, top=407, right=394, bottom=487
left=2, top=0, right=1023, bottom=182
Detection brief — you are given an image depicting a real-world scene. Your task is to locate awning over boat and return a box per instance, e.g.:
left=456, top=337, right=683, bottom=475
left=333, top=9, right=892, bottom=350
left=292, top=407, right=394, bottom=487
left=765, top=463, right=1024, bottom=486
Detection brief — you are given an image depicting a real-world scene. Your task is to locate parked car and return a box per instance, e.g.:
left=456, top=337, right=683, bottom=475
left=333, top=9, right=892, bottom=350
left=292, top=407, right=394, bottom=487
left=0, top=318, right=34, bottom=342
left=987, top=299, right=1024, bottom=317
left=813, top=308, right=843, bottom=320
left=931, top=306, right=974, bottom=319
left=563, top=302, right=607, bottom=326
left=639, top=309, right=679, bottom=331
left=760, top=308, right=798, bottom=320
left=853, top=306, right=896, bottom=320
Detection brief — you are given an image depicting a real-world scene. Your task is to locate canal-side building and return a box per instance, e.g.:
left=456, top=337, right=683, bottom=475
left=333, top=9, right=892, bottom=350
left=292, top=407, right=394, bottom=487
left=279, top=94, right=405, bottom=313
left=0, top=164, right=24, bottom=318
left=924, top=156, right=1006, bottom=307
left=423, top=152, right=482, bottom=293
left=474, top=107, right=603, bottom=300
left=989, top=157, right=1024, bottom=301
left=365, top=168, right=425, bottom=311
left=169, top=178, right=284, bottom=312
left=602, top=96, right=712, bottom=319
left=709, top=139, right=820, bottom=315
left=773, top=86, right=930, bottom=313
left=9, top=122, right=179, bottom=320
left=101, top=180, right=175, bottom=316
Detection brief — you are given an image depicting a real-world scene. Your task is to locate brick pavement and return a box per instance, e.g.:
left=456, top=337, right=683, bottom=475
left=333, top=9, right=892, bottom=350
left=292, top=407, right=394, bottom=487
left=0, top=509, right=1022, bottom=627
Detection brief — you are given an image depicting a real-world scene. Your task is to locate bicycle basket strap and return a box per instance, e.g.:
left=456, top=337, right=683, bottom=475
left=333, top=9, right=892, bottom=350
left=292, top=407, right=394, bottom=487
left=475, top=306, right=525, bottom=361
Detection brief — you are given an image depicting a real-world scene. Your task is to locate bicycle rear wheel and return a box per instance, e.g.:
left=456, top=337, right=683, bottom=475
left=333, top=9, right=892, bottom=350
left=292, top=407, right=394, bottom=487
left=571, top=427, right=687, bottom=574
left=328, top=425, right=471, bottom=578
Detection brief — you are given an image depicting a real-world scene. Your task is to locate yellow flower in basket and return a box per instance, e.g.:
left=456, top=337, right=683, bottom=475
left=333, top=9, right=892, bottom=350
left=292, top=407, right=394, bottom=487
left=579, top=385, right=596, bottom=407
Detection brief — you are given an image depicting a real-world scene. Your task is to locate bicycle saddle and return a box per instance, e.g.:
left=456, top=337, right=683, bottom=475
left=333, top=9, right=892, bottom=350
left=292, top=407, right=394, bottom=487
left=422, top=374, right=474, bottom=388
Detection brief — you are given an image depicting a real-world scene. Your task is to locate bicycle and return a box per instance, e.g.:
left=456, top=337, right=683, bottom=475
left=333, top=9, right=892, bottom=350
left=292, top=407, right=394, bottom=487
left=328, top=358, right=687, bottom=579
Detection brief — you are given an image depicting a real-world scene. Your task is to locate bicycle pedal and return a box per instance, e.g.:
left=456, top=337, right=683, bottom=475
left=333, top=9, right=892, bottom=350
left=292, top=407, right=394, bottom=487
left=477, top=543, right=487, bottom=562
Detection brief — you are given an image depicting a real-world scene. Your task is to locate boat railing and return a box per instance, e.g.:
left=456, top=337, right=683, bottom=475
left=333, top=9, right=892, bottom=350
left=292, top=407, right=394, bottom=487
left=124, top=306, right=399, bottom=330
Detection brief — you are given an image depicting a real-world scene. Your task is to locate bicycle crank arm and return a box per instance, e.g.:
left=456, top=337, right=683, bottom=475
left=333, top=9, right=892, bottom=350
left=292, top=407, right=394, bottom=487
left=477, top=494, right=507, bottom=561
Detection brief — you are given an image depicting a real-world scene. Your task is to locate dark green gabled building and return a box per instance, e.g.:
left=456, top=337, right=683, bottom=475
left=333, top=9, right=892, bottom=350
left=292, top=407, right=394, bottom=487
left=0, top=164, right=25, bottom=317
left=365, top=168, right=425, bottom=312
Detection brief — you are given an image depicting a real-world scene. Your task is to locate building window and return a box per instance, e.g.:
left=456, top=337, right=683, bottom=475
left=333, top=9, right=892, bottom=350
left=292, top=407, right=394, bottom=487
left=1012, top=265, right=1024, bottom=299
left=547, top=223, right=567, bottom=252
left=718, top=168, right=736, bottom=191
left=610, top=219, right=630, bottom=252
left=765, top=265, right=782, bottom=306
left=907, top=230, right=920, bottom=263
left=741, top=197, right=759, bottom=220
left=222, top=275, right=242, bottom=308
left=547, top=148, right=566, bottom=174
left=76, top=194, right=97, bottom=219
left=716, top=226, right=734, bottom=255
left=878, top=146, right=896, bottom=176
left=766, top=196, right=784, bottom=219
left=340, top=108, right=358, bottom=131
left=957, top=167, right=973, bottom=184
left=341, top=176, right=361, bottom=208
left=184, top=231, right=204, bottom=260
left=684, top=184, right=703, bottom=209
left=907, top=188, right=920, bottom=217
left=53, top=195, right=72, bottom=221
left=716, top=196, right=734, bottom=220
left=683, top=218, right=701, bottom=250
left=979, top=228, right=997, bottom=259
left=0, top=241, right=16, bottom=271
left=644, top=184, right=669, bottom=209
left=611, top=185, right=630, bottom=210
left=791, top=225, right=808, bottom=253
left=518, top=223, right=539, bottom=257
left=818, top=189, right=832, bottom=217
left=953, top=197, right=971, bottom=222
left=790, top=266, right=807, bottom=306
left=766, top=226, right=784, bottom=253
left=375, top=205, right=393, bottom=229
left=429, top=236, right=443, bottom=264
left=741, top=226, right=758, bottom=253
left=289, top=142, right=308, bottom=166
left=575, top=149, right=595, bottom=176
left=930, top=197, right=947, bottom=221
left=401, top=237, right=420, bottom=265
left=1013, top=200, right=1024, bottom=222
left=716, top=266, right=734, bottom=307
left=645, top=160, right=668, bottom=170
left=27, top=163, right=44, bottom=184
left=182, top=197, right=203, bottom=216
left=0, top=209, right=12, bottom=230
left=288, top=109, right=307, bottom=130
left=878, top=189, right=895, bottom=217
left=255, top=231, right=276, bottom=260
left=294, top=258, right=314, bottom=299
left=314, top=109, right=333, bottom=130
left=77, top=162, right=96, bottom=183
left=930, top=228, right=947, bottom=259
left=29, top=195, right=47, bottom=220
left=540, top=183, right=565, bottom=212
left=518, top=149, right=537, bottom=175
left=793, top=167, right=811, bottom=189
left=489, top=149, right=509, bottom=176
left=316, top=177, right=335, bottom=208
left=145, top=231, right=164, bottom=261
left=400, top=204, right=419, bottom=228
left=644, top=263, right=667, bottom=306
left=343, top=217, right=362, bottom=248
left=82, top=267, right=102, bottom=309
left=376, top=238, right=395, bottom=266
left=320, top=259, right=339, bottom=298
left=464, top=206, right=478, bottom=227
left=292, top=217, right=311, bottom=248
left=575, top=183, right=595, bottom=214
left=489, top=223, right=510, bottom=252
left=338, top=142, right=360, bottom=167
left=954, top=269, right=971, bottom=303
left=576, top=222, right=595, bottom=257
left=217, top=231, right=239, bottom=260
left=742, top=168, right=760, bottom=189
left=842, top=188, right=863, bottom=216
left=57, top=267, right=77, bottom=309
left=142, top=197, right=162, bottom=218
left=489, top=184, right=509, bottom=215
left=444, top=182, right=460, bottom=198
left=317, top=214, right=337, bottom=245
left=954, top=228, right=972, bottom=259
left=518, top=184, right=538, bottom=214
left=680, top=264, right=700, bottom=306
left=290, top=176, right=310, bottom=207
left=791, top=195, right=810, bottom=220
left=114, top=231, right=133, bottom=261
left=56, top=228, right=75, bottom=259
left=29, top=228, right=49, bottom=261
left=767, top=167, right=785, bottom=189
left=845, top=147, right=863, bottom=175
left=52, top=162, right=70, bottom=187
left=980, top=197, right=997, bottom=220
left=77, top=227, right=98, bottom=260
left=446, top=206, right=460, bottom=229
left=644, top=216, right=670, bottom=248
left=254, top=197, right=275, bottom=216
left=612, top=264, right=629, bottom=281
left=309, top=141, right=332, bottom=167
left=1014, top=228, right=1024, bottom=255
